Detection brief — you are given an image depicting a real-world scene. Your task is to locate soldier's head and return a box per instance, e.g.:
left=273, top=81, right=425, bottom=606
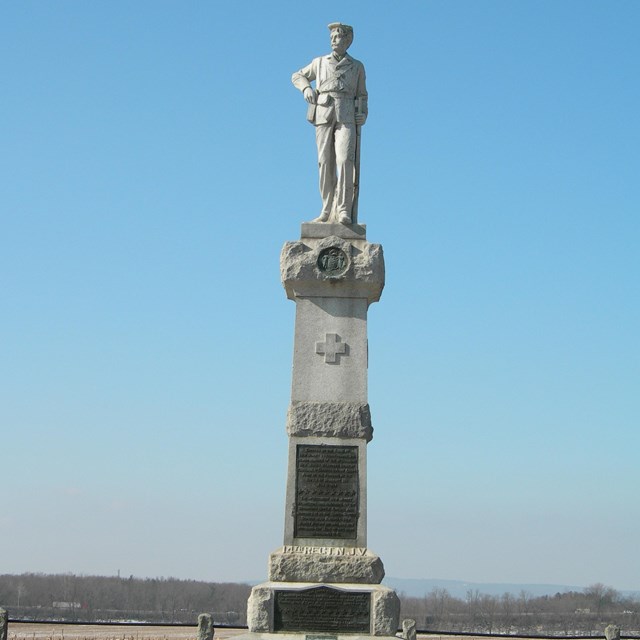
left=328, top=22, right=353, bottom=56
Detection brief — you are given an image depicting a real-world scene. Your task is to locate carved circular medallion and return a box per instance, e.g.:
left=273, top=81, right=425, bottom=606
left=317, top=247, right=348, bottom=276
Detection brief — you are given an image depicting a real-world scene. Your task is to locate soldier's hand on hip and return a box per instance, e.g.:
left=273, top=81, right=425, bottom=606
left=303, top=87, right=317, bottom=104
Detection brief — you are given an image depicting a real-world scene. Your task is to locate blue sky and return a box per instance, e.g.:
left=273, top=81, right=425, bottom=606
left=2, top=1, right=639, bottom=592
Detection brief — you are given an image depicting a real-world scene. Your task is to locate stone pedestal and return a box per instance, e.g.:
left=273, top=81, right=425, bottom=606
left=248, top=582, right=399, bottom=636
left=243, top=223, right=399, bottom=638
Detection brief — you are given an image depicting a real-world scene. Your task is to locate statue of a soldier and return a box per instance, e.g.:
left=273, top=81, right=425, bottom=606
left=292, top=23, right=368, bottom=224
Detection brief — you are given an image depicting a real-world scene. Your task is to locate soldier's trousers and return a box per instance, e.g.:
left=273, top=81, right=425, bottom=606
left=315, top=122, right=356, bottom=219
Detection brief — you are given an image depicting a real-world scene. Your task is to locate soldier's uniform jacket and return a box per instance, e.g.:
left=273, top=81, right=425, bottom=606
left=292, top=53, right=368, bottom=126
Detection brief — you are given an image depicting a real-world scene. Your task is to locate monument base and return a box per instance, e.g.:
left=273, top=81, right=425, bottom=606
left=247, top=581, right=400, bottom=636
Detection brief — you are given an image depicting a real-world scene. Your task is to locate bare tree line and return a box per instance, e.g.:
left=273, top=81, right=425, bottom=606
left=399, top=584, right=640, bottom=636
left=0, top=574, right=251, bottom=625
left=2, top=574, right=639, bottom=635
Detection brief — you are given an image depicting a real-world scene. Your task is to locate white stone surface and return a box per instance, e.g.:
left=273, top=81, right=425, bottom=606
left=301, top=222, right=366, bottom=239
left=291, top=296, right=368, bottom=403
left=280, top=230, right=384, bottom=410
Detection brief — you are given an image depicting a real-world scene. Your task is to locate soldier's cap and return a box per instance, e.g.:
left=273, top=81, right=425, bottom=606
left=328, top=22, right=353, bottom=34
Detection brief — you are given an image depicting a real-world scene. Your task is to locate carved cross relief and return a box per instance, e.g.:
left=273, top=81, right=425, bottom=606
left=316, top=333, right=348, bottom=364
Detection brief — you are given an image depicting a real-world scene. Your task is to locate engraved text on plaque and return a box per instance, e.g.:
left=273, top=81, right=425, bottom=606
left=274, top=587, right=370, bottom=633
left=294, top=445, right=359, bottom=539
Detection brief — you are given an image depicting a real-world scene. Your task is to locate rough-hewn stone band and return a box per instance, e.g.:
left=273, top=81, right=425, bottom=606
left=268, top=549, right=384, bottom=584
left=287, top=401, right=373, bottom=441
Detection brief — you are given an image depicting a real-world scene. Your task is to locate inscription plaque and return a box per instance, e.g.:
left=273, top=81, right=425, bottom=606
left=294, top=445, right=359, bottom=539
left=274, top=587, right=370, bottom=633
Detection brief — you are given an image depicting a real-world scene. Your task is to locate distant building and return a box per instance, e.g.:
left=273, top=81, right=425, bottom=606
left=52, top=602, right=81, bottom=610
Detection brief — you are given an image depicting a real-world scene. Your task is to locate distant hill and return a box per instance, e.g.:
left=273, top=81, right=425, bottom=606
left=383, top=577, right=640, bottom=599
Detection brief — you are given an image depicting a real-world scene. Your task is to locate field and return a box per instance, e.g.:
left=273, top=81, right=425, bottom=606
left=4, top=622, right=498, bottom=640
left=7, top=624, right=247, bottom=640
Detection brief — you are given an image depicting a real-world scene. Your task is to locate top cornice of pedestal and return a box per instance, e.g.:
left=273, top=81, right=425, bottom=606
left=280, top=230, right=384, bottom=305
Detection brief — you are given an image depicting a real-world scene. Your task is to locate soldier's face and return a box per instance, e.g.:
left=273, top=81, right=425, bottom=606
left=330, top=29, right=349, bottom=56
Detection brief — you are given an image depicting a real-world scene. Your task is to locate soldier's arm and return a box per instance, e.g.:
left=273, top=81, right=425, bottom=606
left=292, top=60, right=318, bottom=104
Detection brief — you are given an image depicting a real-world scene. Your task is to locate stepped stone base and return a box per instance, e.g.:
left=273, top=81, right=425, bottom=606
left=247, top=581, right=399, bottom=636
left=269, top=546, right=384, bottom=583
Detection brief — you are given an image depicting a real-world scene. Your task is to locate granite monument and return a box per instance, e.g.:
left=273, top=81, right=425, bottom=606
left=239, top=23, right=399, bottom=640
